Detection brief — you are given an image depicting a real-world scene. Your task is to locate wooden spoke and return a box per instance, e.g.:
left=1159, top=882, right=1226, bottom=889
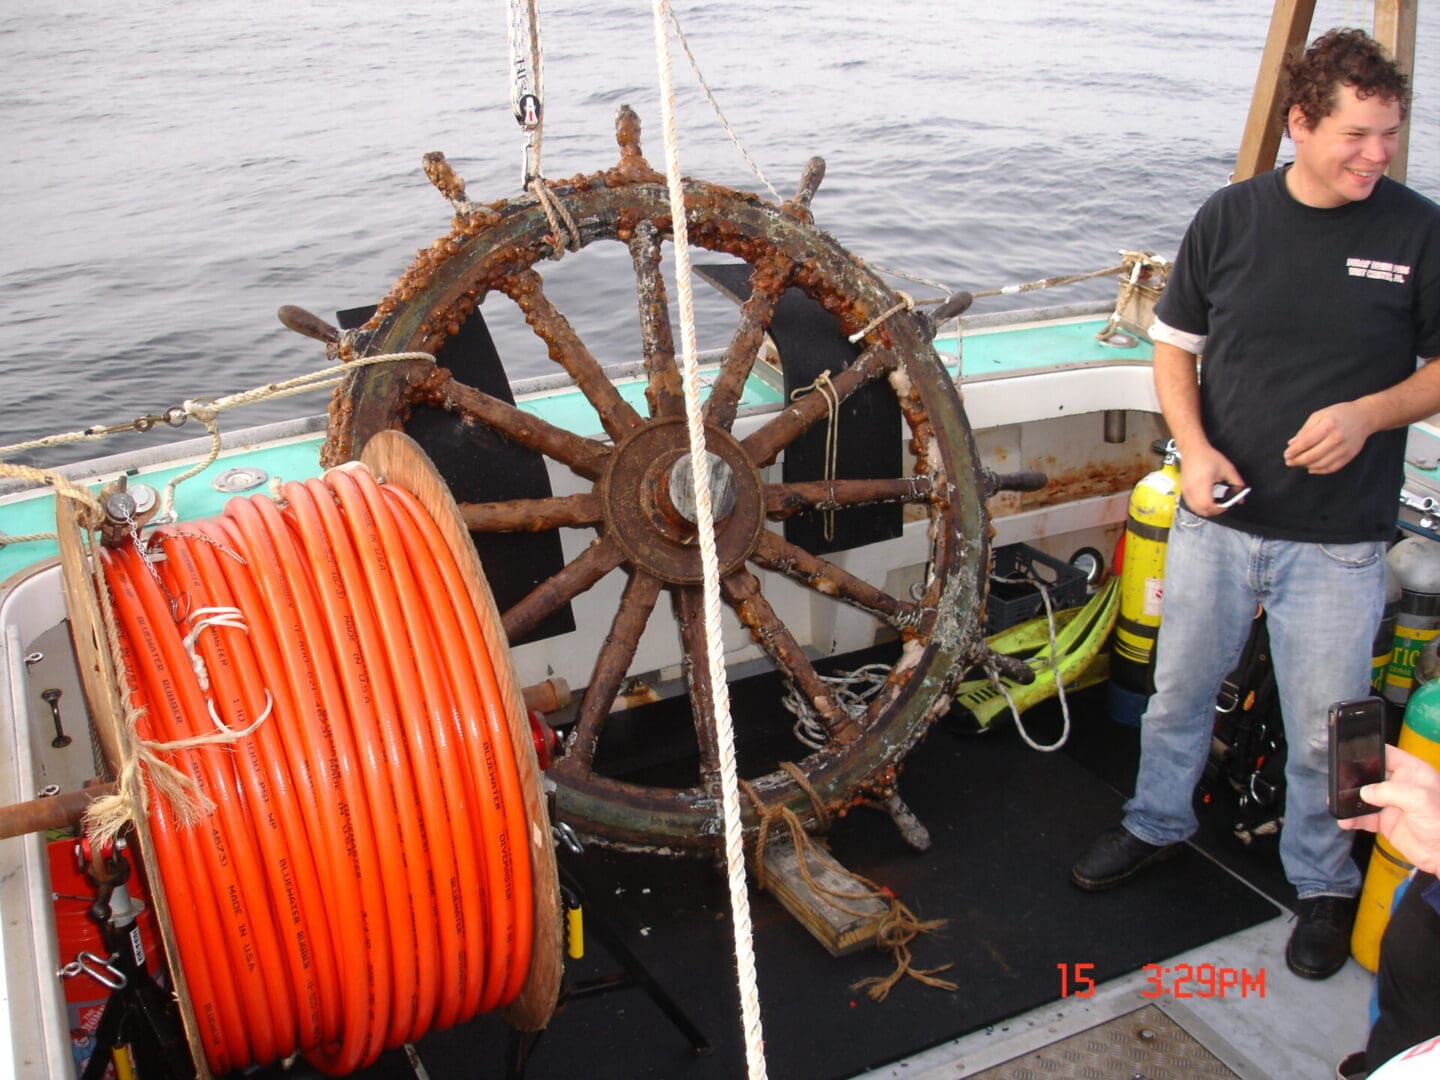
left=788, top=157, right=825, bottom=216
left=763, top=476, right=934, bottom=520
left=565, top=571, right=664, bottom=774
left=720, top=568, right=861, bottom=745
left=703, top=256, right=793, bottom=431
left=628, top=222, right=684, bottom=420
left=740, top=344, right=899, bottom=468
left=458, top=492, right=603, bottom=533
left=434, top=377, right=612, bottom=480
left=751, top=530, right=914, bottom=628
left=672, top=586, right=723, bottom=788
left=500, top=537, right=627, bottom=643
left=501, top=270, right=645, bottom=440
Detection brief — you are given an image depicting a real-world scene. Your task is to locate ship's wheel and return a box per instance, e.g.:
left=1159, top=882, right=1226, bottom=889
left=316, top=107, right=992, bottom=852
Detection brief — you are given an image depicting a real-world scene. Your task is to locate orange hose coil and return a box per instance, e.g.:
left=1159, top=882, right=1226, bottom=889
left=98, top=465, right=534, bottom=1074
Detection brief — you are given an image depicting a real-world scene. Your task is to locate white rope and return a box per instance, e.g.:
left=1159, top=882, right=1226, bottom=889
left=182, top=606, right=249, bottom=691
left=205, top=689, right=273, bottom=738
left=864, top=261, right=1132, bottom=310
left=663, top=4, right=782, bottom=204
left=782, top=662, right=891, bottom=751
left=866, top=262, right=954, bottom=294
left=529, top=175, right=582, bottom=255
left=0, top=351, right=429, bottom=549
left=985, top=573, right=1071, bottom=752
left=847, top=290, right=914, bottom=344
left=506, top=1, right=580, bottom=256
left=155, top=352, right=431, bottom=521
left=0, top=351, right=429, bottom=463
left=651, top=3, right=767, bottom=1075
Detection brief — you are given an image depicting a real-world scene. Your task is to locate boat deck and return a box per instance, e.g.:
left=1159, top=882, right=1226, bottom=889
left=229, top=683, right=1373, bottom=1080
left=0, top=302, right=1414, bottom=1077
left=869, top=915, right=1372, bottom=1079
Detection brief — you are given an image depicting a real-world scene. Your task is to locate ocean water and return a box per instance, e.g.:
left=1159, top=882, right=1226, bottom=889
left=2, top=0, right=1437, bottom=467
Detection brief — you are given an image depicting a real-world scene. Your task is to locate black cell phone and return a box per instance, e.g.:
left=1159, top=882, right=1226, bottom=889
left=1328, top=697, right=1385, bottom=818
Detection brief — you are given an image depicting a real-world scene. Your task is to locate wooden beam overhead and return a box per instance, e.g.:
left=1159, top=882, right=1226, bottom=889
left=1233, top=0, right=1319, bottom=182
left=1372, top=0, right=1418, bottom=182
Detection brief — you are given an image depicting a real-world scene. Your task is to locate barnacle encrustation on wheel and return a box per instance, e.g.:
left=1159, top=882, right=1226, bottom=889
left=305, top=106, right=994, bottom=852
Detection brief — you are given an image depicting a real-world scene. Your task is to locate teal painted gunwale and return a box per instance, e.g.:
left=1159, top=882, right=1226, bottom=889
left=0, top=367, right=782, bottom=582
left=932, top=314, right=1152, bottom=374
left=1, top=315, right=1183, bottom=582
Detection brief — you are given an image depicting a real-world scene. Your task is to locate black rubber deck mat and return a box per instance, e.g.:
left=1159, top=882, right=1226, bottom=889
left=1033, top=684, right=1371, bottom=911
left=310, top=700, right=1280, bottom=1080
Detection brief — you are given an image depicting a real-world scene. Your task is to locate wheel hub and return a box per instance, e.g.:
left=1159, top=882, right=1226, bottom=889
left=667, top=451, right=738, bottom=525
left=599, top=418, right=763, bottom=585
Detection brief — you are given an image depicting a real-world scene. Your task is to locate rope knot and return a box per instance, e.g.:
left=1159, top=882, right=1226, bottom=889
left=528, top=177, right=581, bottom=258
left=181, top=606, right=248, bottom=691
left=182, top=398, right=220, bottom=425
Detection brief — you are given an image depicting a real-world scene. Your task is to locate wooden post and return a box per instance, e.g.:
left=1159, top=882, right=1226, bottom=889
left=1233, top=0, right=1319, bottom=182
left=54, top=500, right=214, bottom=1080
left=1372, top=0, right=1418, bottom=183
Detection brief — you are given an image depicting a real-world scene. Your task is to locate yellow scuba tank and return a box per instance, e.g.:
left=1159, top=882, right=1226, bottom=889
left=1111, top=439, right=1182, bottom=699
left=1383, top=536, right=1440, bottom=706
left=1352, top=637, right=1440, bottom=970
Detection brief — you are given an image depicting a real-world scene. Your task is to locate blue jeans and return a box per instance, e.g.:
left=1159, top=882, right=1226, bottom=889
left=1122, top=506, right=1386, bottom=899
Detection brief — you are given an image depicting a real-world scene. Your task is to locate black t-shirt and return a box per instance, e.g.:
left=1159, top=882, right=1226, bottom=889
left=1155, top=168, right=1440, bottom=542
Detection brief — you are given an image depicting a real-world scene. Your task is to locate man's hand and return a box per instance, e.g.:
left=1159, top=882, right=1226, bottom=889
left=1339, top=745, right=1440, bottom=876
left=1179, top=443, right=1245, bottom=517
left=1284, top=401, right=1374, bottom=474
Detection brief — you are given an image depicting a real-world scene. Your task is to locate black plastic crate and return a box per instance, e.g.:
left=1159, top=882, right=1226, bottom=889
left=984, top=543, right=1089, bottom=634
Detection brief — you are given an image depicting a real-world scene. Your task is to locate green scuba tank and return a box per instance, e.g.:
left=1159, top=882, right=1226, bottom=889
left=1383, top=536, right=1440, bottom=705
left=1372, top=560, right=1401, bottom=693
left=1353, top=637, right=1440, bottom=970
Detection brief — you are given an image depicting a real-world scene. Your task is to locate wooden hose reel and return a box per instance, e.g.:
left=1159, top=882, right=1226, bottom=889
left=50, top=435, right=562, bottom=1075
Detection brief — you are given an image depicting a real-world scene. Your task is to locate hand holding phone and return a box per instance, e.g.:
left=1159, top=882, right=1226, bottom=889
left=1329, top=697, right=1386, bottom=818
left=1212, top=482, right=1251, bottom=509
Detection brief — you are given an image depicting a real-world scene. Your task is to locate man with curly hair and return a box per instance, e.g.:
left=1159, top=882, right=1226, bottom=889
left=1072, top=27, right=1440, bottom=981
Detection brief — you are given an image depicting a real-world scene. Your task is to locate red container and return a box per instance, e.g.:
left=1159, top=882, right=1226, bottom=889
left=49, top=837, right=163, bottom=1078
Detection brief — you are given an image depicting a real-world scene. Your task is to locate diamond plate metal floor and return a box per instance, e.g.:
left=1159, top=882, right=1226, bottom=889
left=966, top=1004, right=1240, bottom=1079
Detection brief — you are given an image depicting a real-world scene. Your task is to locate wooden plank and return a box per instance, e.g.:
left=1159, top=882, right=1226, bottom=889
left=1372, top=0, right=1418, bottom=183
left=55, top=497, right=214, bottom=1079
left=760, top=838, right=887, bottom=957
left=1233, top=0, right=1318, bottom=182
